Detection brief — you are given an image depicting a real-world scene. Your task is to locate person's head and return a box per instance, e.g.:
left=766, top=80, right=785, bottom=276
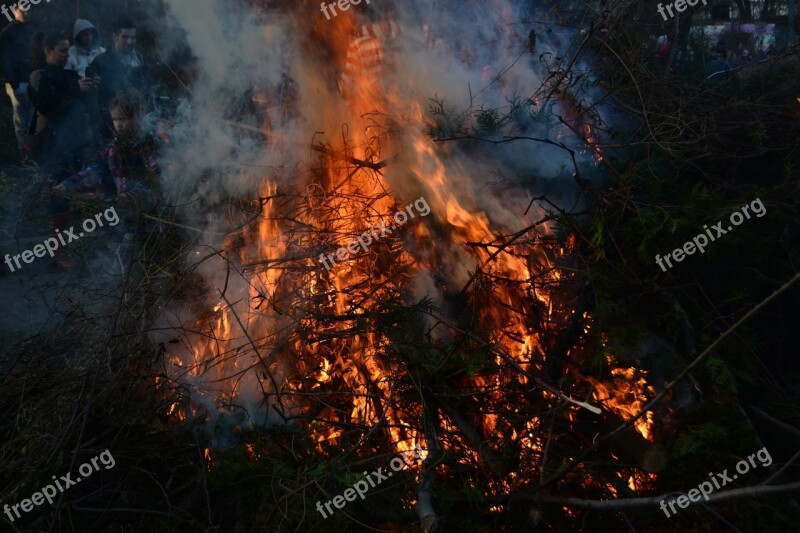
left=109, top=91, right=146, bottom=137
left=32, top=31, right=70, bottom=70
left=77, top=28, right=97, bottom=49
left=112, top=17, right=137, bottom=56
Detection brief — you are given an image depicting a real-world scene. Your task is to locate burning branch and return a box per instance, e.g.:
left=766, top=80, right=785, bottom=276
left=434, top=134, right=589, bottom=187
left=530, top=271, right=800, bottom=495
left=437, top=396, right=507, bottom=476
left=418, top=309, right=602, bottom=416
left=311, top=144, right=388, bottom=172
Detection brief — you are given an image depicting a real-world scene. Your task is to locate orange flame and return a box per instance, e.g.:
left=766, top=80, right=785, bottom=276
left=157, top=7, right=651, bottom=512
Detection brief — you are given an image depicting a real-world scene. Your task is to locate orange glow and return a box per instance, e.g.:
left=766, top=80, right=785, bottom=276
left=586, top=363, right=656, bottom=441
left=155, top=6, right=652, bottom=512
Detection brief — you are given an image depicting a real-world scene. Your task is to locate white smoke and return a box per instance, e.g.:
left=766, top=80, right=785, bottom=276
left=151, top=0, right=589, bottom=438
left=155, top=0, right=583, bottom=203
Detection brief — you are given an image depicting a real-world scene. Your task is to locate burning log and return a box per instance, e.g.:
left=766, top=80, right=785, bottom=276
left=311, top=144, right=389, bottom=172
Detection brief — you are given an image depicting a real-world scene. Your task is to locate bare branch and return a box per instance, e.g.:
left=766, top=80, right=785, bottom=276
left=529, top=481, right=800, bottom=510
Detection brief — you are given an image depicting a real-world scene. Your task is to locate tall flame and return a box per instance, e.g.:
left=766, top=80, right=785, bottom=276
left=155, top=2, right=658, bottom=515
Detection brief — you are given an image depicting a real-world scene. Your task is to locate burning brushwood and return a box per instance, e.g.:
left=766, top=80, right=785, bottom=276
left=150, top=1, right=672, bottom=530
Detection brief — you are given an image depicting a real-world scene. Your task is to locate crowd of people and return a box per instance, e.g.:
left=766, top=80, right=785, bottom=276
left=0, top=7, right=161, bottom=268
left=652, top=30, right=779, bottom=77
left=0, top=3, right=590, bottom=270
left=706, top=35, right=775, bottom=74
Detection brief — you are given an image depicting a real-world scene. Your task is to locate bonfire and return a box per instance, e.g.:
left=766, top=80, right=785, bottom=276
left=153, top=2, right=659, bottom=529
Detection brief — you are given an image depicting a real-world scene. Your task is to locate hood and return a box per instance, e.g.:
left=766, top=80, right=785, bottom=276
left=72, top=19, right=99, bottom=44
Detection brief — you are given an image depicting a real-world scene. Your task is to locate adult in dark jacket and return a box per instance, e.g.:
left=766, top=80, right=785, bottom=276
left=89, top=17, right=152, bottom=138
left=0, top=5, right=36, bottom=151
left=28, top=31, right=95, bottom=176
left=28, top=31, right=96, bottom=268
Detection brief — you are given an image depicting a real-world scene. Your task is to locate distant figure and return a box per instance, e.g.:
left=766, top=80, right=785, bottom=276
left=595, top=11, right=610, bottom=39
left=740, top=48, right=752, bottom=65
left=654, top=35, right=671, bottom=66
left=66, top=19, right=105, bottom=77
left=0, top=5, right=36, bottom=151
left=707, top=49, right=732, bottom=79
left=90, top=16, right=152, bottom=137
left=759, top=34, right=776, bottom=58
left=712, top=41, right=726, bottom=56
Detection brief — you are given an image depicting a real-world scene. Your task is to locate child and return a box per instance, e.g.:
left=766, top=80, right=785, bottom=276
left=54, top=91, right=164, bottom=237
left=56, top=91, right=158, bottom=192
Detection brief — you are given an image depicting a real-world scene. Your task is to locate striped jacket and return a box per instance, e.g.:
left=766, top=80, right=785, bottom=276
left=340, top=21, right=400, bottom=94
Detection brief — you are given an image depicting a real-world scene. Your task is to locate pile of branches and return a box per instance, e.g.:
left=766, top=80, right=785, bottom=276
left=142, top=129, right=679, bottom=531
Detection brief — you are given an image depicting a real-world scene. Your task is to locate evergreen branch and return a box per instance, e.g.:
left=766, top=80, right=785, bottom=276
left=530, top=271, right=800, bottom=495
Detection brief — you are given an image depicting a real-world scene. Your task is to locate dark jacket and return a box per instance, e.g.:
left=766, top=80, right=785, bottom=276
left=90, top=46, right=152, bottom=109
left=0, top=21, right=36, bottom=88
left=708, top=58, right=732, bottom=76
left=28, top=65, right=88, bottom=167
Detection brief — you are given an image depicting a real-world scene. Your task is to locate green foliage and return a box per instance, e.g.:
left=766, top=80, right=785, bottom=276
left=565, top=32, right=800, bottom=530
left=428, top=95, right=469, bottom=138
left=588, top=215, right=605, bottom=261
left=705, top=356, right=738, bottom=397
left=427, top=92, right=550, bottom=140
left=749, top=122, right=768, bottom=147
left=475, top=107, right=503, bottom=133
left=671, top=422, right=729, bottom=461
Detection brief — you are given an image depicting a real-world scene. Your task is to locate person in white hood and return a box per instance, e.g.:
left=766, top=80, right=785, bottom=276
left=66, top=19, right=105, bottom=77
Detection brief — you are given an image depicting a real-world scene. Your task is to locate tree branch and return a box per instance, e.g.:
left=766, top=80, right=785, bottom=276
left=531, top=271, right=800, bottom=494
left=528, top=481, right=800, bottom=510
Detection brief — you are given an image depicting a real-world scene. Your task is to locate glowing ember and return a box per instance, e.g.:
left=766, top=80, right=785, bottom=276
left=153, top=2, right=656, bottom=521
